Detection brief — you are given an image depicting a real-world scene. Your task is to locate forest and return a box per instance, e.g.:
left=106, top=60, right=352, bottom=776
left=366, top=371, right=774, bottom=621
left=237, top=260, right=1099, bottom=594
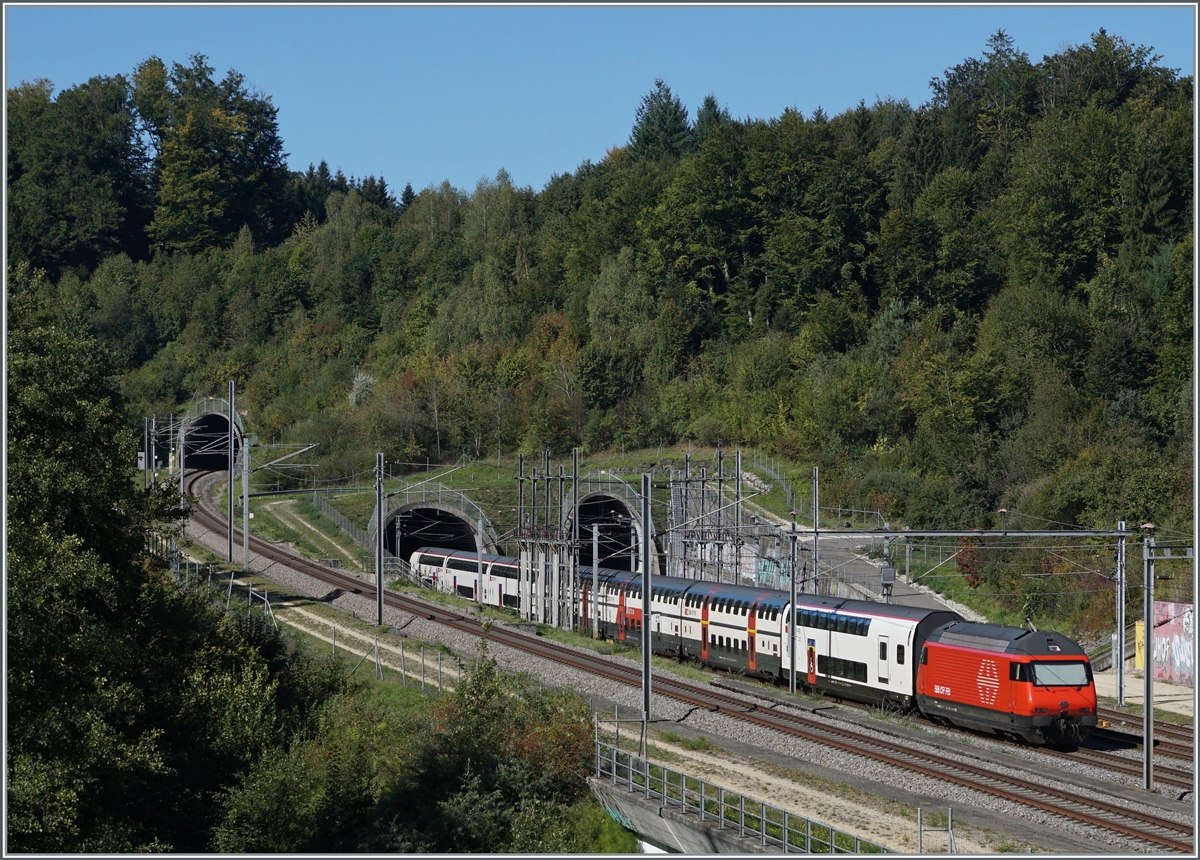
left=5, top=30, right=1194, bottom=848
left=8, top=32, right=1193, bottom=536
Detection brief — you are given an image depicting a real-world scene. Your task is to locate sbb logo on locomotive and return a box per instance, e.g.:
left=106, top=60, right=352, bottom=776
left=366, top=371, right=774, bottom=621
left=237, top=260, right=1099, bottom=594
left=933, top=684, right=952, bottom=696
left=976, top=660, right=1000, bottom=705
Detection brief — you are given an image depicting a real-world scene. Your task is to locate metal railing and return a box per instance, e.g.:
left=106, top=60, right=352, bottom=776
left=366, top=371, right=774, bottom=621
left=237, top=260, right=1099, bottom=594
left=594, top=735, right=890, bottom=854
left=178, top=395, right=245, bottom=449
left=384, top=552, right=423, bottom=586
left=370, top=478, right=499, bottom=548
left=825, top=506, right=887, bottom=529
left=749, top=451, right=803, bottom=522
left=146, top=533, right=446, bottom=686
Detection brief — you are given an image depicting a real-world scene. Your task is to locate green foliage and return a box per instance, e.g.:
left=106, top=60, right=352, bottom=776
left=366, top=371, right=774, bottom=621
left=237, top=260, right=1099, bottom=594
left=628, top=79, right=693, bottom=162
left=7, top=75, right=151, bottom=276
left=5, top=285, right=348, bottom=852
left=136, top=54, right=290, bottom=254
left=10, top=30, right=1193, bottom=640
left=365, top=633, right=594, bottom=852
left=214, top=632, right=603, bottom=853
left=658, top=731, right=717, bottom=751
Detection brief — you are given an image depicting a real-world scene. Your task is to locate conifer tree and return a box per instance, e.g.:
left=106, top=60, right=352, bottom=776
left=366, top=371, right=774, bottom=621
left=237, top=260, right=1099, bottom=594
left=627, top=79, right=693, bottom=161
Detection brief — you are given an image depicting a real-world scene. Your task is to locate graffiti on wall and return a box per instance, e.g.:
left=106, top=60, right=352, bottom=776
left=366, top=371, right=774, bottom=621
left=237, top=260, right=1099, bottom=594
left=1152, top=601, right=1194, bottom=687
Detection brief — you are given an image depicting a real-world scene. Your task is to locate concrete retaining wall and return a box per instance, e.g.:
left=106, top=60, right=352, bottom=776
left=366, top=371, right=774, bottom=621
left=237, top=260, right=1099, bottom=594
left=590, top=779, right=776, bottom=854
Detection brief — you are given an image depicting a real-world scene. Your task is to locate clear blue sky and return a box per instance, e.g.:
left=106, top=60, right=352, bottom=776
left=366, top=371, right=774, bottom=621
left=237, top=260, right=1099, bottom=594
left=5, top=4, right=1195, bottom=195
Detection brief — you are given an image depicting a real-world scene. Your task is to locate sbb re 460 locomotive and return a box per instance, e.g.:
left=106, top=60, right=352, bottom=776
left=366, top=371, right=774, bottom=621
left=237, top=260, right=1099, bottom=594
left=408, top=547, right=1097, bottom=745
left=916, top=622, right=1097, bottom=744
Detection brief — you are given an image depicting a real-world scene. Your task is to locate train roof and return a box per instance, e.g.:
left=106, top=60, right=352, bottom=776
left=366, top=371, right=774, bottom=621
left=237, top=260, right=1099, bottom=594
left=631, top=574, right=964, bottom=621
left=415, top=547, right=962, bottom=622
left=926, top=622, right=1088, bottom=658
left=414, top=547, right=516, bottom=565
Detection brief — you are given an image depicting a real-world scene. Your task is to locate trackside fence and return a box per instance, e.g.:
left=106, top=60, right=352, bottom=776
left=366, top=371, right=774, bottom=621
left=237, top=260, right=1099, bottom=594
left=593, top=722, right=891, bottom=854
left=144, top=532, right=454, bottom=691
left=312, top=491, right=372, bottom=549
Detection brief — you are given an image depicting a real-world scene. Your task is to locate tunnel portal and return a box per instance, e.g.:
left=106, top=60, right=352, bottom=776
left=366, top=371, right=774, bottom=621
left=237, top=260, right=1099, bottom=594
left=577, top=493, right=638, bottom=571
left=183, top=412, right=242, bottom=471
left=384, top=503, right=497, bottom=564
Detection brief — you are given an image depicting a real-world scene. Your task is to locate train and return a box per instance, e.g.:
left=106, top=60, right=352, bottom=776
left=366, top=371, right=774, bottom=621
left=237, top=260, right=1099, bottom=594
left=408, top=547, right=1098, bottom=744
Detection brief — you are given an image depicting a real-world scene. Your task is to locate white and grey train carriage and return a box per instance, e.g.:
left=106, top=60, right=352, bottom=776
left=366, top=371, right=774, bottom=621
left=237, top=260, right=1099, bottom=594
left=409, top=547, right=962, bottom=710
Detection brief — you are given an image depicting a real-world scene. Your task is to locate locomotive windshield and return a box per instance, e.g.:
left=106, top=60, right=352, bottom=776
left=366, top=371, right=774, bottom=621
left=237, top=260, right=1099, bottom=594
left=1031, top=661, right=1091, bottom=687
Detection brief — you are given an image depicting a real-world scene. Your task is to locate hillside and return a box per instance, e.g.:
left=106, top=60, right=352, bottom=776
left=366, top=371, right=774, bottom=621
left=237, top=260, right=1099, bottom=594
left=9, top=29, right=1193, bottom=553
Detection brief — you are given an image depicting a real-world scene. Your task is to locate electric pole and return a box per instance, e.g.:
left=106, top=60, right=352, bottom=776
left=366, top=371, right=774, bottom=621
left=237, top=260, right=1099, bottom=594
left=227, top=381, right=235, bottom=563
left=376, top=453, right=384, bottom=627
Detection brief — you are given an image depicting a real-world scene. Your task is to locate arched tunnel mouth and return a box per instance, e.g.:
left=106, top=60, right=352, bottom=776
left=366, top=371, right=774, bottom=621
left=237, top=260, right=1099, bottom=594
left=183, top=413, right=241, bottom=472
left=386, top=507, right=479, bottom=562
left=577, top=495, right=636, bottom=571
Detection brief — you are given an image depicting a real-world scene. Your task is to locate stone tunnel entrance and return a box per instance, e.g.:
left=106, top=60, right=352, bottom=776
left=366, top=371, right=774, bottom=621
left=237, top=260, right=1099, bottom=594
left=577, top=493, right=638, bottom=571
left=383, top=503, right=498, bottom=564
left=183, top=412, right=241, bottom=472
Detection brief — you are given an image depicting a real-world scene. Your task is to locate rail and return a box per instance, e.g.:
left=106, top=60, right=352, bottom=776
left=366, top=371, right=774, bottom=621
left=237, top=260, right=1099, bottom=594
left=593, top=730, right=891, bottom=854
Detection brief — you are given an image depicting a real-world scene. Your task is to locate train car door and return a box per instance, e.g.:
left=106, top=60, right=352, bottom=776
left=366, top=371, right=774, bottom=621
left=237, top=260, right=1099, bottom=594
left=807, top=638, right=817, bottom=686
left=700, top=597, right=710, bottom=660
left=747, top=608, right=757, bottom=672
left=878, top=635, right=890, bottom=684
left=617, top=585, right=627, bottom=642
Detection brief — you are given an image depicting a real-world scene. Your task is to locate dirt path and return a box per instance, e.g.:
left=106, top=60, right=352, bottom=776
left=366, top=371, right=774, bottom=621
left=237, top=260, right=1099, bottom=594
left=263, top=500, right=360, bottom=565
left=277, top=602, right=460, bottom=688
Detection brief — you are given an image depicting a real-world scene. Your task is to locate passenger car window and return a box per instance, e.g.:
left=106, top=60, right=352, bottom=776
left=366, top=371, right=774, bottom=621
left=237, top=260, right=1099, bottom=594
left=897, top=645, right=905, bottom=665
left=879, top=642, right=888, bottom=661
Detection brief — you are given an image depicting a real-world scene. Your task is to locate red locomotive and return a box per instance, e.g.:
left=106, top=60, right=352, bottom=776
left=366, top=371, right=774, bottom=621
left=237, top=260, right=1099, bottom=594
left=916, top=621, right=1098, bottom=744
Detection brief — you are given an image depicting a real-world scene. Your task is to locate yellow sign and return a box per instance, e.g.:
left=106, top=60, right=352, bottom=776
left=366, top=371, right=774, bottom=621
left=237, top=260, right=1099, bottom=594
left=1134, top=621, right=1144, bottom=669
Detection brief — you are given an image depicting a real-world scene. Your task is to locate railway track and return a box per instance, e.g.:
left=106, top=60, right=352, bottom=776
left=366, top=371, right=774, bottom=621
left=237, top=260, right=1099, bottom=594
left=182, top=472, right=1194, bottom=853
left=1097, top=707, right=1195, bottom=762
left=1037, top=744, right=1193, bottom=793
left=826, top=695, right=1194, bottom=792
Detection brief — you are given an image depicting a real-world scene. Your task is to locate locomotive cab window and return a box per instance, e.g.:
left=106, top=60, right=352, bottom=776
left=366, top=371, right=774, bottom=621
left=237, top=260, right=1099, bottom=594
left=1031, top=661, right=1090, bottom=687
left=1010, top=663, right=1030, bottom=682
